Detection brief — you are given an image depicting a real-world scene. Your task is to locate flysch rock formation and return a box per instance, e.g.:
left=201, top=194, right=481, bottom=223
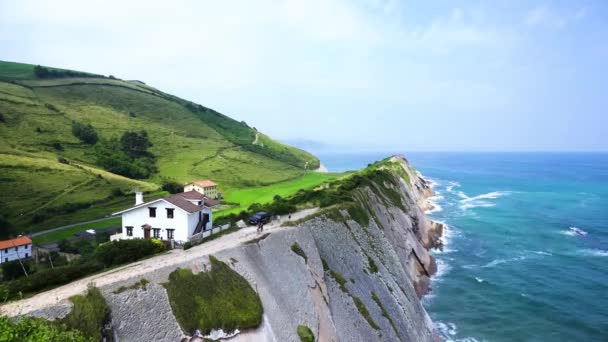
left=26, top=155, right=444, bottom=342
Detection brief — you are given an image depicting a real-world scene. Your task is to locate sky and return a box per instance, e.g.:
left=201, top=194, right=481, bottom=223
left=1, top=0, right=607, bottom=152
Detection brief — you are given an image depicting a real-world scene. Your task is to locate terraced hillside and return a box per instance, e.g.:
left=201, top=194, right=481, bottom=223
left=0, top=61, right=320, bottom=237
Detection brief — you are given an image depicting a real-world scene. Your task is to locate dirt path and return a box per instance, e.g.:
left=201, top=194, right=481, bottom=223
left=1, top=208, right=319, bottom=317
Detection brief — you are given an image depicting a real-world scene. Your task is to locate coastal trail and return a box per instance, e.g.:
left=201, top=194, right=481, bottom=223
left=0, top=208, right=319, bottom=317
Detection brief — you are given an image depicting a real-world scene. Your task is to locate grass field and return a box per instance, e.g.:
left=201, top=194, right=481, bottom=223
left=0, top=60, right=321, bottom=238
left=218, top=172, right=345, bottom=216
left=32, top=217, right=121, bottom=244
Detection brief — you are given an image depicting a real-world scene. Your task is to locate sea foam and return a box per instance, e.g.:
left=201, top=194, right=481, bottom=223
left=559, top=227, right=588, bottom=237
left=457, top=191, right=510, bottom=210
left=578, top=249, right=608, bottom=257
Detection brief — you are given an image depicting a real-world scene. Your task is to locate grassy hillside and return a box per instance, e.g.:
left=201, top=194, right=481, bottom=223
left=0, top=60, right=321, bottom=237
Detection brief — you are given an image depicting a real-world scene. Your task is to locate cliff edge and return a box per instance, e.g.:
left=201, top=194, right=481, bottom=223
left=11, top=155, right=443, bottom=341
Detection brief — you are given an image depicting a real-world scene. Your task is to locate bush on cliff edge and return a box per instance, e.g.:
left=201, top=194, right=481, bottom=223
left=163, top=256, right=263, bottom=335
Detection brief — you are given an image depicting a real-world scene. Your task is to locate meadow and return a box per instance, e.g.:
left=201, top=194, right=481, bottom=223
left=0, top=60, right=323, bottom=240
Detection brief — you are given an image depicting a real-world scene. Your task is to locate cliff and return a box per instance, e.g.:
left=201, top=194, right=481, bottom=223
left=16, top=155, right=443, bottom=341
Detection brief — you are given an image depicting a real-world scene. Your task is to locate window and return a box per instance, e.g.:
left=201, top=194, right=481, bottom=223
left=25, top=253, right=28, bottom=258
left=3, top=249, right=6, bottom=253
left=166, top=229, right=175, bottom=240
left=153, top=228, right=161, bottom=239
left=166, top=208, right=174, bottom=219
left=4, top=258, right=6, bottom=263
left=149, top=207, right=157, bottom=218
left=14, top=247, right=17, bottom=252
left=126, top=226, right=133, bottom=237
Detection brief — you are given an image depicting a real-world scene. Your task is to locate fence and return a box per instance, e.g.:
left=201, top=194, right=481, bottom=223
left=189, top=224, right=231, bottom=245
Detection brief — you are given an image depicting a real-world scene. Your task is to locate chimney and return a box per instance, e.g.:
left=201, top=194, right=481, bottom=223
left=135, top=192, right=143, bottom=205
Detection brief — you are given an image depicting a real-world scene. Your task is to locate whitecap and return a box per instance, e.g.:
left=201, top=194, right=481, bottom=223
left=434, top=321, right=481, bottom=342
left=474, top=277, right=484, bottom=283
left=533, top=250, right=553, bottom=256
left=459, top=202, right=496, bottom=210
left=482, top=255, right=527, bottom=268
left=426, top=193, right=445, bottom=214
left=578, top=249, right=608, bottom=257
left=459, top=191, right=511, bottom=203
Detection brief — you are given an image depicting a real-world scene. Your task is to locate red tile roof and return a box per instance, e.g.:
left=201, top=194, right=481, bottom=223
left=180, top=190, right=205, bottom=200
left=193, top=180, right=217, bottom=188
left=0, top=236, right=32, bottom=249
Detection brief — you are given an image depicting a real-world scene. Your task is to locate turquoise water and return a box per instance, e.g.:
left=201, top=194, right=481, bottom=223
left=317, top=152, right=608, bottom=342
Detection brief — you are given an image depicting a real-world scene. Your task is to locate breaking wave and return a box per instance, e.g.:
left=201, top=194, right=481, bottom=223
left=559, top=227, right=588, bottom=237
left=435, top=321, right=481, bottom=342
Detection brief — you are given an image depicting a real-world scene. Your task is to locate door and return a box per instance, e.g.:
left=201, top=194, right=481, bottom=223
left=144, top=228, right=150, bottom=239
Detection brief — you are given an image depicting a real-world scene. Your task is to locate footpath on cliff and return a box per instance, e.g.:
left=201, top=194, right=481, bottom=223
left=0, top=208, right=319, bottom=317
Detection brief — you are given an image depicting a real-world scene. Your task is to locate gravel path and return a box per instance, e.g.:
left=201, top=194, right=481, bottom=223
left=0, top=208, right=318, bottom=317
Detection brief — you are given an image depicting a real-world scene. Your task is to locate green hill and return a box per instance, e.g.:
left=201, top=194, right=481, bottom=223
left=0, top=61, right=322, bottom=237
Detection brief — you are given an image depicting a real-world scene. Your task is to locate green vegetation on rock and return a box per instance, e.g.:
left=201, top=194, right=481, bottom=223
left=371, top=291, right=400, bottom=338
left=352, top=295, right=380, bottom=330
left=163, top=256, right=263, bottom=335
left=0, top=285, right=110, bottom=342
left=56, top=285, right=111, bottom=341
left=290, top=242, right=308, bottom=263
left=367, top=255, right=378, bottom=274
left=113, top=278, right=150, bottom=294
left=297, top=324, right=315, bottom=342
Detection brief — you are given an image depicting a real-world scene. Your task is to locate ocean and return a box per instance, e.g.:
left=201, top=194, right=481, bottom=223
left=316, top=152, right=608, bottom=342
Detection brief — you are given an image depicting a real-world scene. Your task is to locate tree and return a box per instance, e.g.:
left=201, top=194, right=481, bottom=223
left=33, top=65, right=50, bottom=78
left=71, top=121, right=98, bottom=145
left=120, top=130, right=152, bottom=158
left=1, top=260, right=31, bottom=280
left=162, top=180, right=183, bottom=194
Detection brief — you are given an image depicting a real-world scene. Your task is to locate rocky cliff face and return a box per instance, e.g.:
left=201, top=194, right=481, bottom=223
left=27, top=155, right=442, bottom=341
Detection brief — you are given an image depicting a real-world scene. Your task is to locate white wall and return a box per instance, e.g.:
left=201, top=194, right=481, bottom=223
left=0, top=244, right=32, bottom=264
left=121, top=200, right=191, bottom=242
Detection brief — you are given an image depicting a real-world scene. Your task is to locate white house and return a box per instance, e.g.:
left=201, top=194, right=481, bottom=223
left=113, top=191, right=219, bottom=243
left=184, top=180, right=219, bottom=199
left=0, top=236, right=33, bottom=264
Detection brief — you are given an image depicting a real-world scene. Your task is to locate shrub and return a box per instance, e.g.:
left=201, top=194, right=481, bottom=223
left=5, top=261, right=104, bottom=300
left=71, top=121, right=98, bottom=145
left=94, top=239, right=164, bottom=267
left=163, top=256, right=263, bottom=335
left=57, top=157, right=69, bottom=164
left=183, top=242, right=192, bottom=250
left=51, top=142, right=63, bottom=151
left=56, top=285, right=110, bottom=341
left=0, top=112, right=5, bottom=122
left=0, top=316, right=88, bottom=341
left=297, top=325, right=315, bottom=342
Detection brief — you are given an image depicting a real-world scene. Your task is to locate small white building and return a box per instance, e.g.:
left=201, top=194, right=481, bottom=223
left=0, top=236, right=33, bottom=264
left=184, top=180, right=219, bottom=199
left=113, top=191, right=219, bottom=243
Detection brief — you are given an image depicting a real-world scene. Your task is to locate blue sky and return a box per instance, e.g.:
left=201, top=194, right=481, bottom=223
left=1, top=0, right=607, bottom=151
